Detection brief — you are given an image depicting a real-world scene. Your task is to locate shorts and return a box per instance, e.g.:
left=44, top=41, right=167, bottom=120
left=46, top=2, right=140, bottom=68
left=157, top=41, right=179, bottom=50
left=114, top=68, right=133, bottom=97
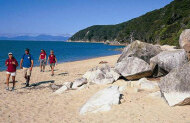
left=7, top=72, right=16, bottom=76
left=50, top=63, right=55, bottom=67
left=40, top=59, right=46, bottom=66
left=23, top=67, right=31, bottom=77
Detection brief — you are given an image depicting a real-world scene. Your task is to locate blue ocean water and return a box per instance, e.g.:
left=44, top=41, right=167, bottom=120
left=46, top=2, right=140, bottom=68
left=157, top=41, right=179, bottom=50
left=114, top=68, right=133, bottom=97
left=0, top=40, right=124, bottom=71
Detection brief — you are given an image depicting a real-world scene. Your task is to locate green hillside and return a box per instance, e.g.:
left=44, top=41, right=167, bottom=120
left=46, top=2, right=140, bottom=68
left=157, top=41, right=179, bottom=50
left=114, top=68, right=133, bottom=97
left=70, top=0, right=190, bottom=46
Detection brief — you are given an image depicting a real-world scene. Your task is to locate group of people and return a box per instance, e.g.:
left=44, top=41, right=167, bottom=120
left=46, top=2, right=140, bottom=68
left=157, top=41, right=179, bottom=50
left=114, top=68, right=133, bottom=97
left=5, top=48, right=57, bottom=91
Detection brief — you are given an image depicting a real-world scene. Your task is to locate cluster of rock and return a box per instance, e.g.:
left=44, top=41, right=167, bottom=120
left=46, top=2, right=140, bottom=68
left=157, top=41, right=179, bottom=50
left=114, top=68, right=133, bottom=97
left=53, top=64, right=120, bottom=95
left=53, top=29, right=190, bottom=114
left=115, top=32, right=190, bottom=106
left=83, top=64, right=120, bottom=84
left=159, top=29, right=190, bottom=106
left=114, top=29, right=190, bottom=107
left=115, top=40, right=189, bottom=79
left=52, top=79, right=88, bottom=95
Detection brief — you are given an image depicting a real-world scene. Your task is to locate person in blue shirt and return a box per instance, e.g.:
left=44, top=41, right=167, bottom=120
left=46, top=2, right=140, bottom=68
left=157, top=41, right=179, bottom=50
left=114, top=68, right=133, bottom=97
left=20, top=48, right=34, bottom=87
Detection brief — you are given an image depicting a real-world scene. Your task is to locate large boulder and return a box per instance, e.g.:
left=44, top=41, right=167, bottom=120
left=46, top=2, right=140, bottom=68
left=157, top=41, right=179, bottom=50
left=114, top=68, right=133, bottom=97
left=179, top=29, right=190, bottom=48
left=159, top=62, right=190, bottom=106
left=79, top=86, right=121, bottom=114
left=117, top=40, right=162, bottom=63
left=83, top=64, right=120, bottom=84
left=115, top=57, right=152, bottom=80
left=150, top=49, right=188, bottom=74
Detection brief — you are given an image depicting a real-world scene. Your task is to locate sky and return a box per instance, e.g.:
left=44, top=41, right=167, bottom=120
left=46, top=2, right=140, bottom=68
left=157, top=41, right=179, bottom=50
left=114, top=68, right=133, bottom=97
left=0, top=0, right=173, bottom=36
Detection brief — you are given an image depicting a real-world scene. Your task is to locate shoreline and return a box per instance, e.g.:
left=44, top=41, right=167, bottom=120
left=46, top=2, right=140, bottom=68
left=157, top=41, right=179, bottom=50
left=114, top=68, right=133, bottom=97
left=0, top=54, right=121, bottom=72
left=67, top=40, right=127, bottom=46
left=67, top=40, right=105, bottom=44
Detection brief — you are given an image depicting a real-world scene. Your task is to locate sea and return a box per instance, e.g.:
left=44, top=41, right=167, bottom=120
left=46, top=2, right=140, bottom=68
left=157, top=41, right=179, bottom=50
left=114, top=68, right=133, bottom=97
left=0, top=40, right=124, bottom=71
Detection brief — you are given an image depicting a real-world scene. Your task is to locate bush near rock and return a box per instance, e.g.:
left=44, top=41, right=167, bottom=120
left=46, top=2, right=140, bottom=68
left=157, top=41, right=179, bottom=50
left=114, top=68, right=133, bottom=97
left=117, top=40, right=162, bottom=63
left=159, top=62, right=190, bottom=106
left=79, top=86, right=121, bottom=115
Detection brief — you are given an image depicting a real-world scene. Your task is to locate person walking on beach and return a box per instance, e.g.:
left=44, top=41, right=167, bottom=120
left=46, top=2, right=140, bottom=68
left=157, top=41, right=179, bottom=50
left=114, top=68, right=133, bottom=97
left=39, top=49, right=46, bottom=72
left=20, top=48, right=34, bottom=87
left=5, top=52, right=18, bottom=91
left=47, top=50, right=57, bottom=76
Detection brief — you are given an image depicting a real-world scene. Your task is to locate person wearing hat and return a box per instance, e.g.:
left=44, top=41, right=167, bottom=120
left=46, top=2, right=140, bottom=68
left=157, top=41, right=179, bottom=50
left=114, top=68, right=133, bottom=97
left=5, top=52, right=18, bottom=91
left=20, top=48, right=34, bottom=87
left=47, top=50, right=57, bottom=76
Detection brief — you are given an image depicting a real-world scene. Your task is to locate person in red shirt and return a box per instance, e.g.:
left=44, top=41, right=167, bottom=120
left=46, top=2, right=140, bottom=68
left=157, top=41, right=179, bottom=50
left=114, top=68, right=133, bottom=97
left=39, top=49, right=46, bottom=72
left=5, top=52, right=18, bottom=91
left=47, top=50, right=57, bottom=76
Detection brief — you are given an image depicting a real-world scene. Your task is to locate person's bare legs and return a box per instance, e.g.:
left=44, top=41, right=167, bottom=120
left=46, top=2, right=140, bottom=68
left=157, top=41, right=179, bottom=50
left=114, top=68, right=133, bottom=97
left=24, top=73, right=27, bottom=81
left=6, top=74, right=11, bottom=90
left=26, top=75, right=30, bottom=87
left=51, top=66, right=54, bottom=76
left=40, top=62, right=42, bottom=72
left=12, top=76, right=15, bottom=90
left=43, top=62, right=45, bottom=72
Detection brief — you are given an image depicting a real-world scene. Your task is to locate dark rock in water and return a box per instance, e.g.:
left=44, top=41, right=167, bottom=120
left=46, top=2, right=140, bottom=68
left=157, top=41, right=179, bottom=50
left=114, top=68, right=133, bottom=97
left=115, top=57, right=152, bottom=80
left=117, top=40, right=162, bottom=63
left=159, top=62, right=190, bottom=106
left=83, top=64, right=120, bottom=84
left=150, top=49, right=188, bottom=77
left=179, top=29, right=190, bottom=48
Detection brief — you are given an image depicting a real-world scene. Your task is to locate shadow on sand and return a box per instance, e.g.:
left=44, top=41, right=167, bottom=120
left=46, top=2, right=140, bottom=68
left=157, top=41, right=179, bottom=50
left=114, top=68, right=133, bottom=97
left=48, top=69, right=58, bottom=72
left=58, top=72, right=69, bottom=76
left=30, top=80, right=55, bottom=87
left=4, top=81, right=18, bottom=84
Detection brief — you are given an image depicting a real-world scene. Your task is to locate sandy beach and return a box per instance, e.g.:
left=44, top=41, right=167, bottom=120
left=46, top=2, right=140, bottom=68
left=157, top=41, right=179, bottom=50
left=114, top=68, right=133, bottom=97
left=0, top=55, right=190, bottom=123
